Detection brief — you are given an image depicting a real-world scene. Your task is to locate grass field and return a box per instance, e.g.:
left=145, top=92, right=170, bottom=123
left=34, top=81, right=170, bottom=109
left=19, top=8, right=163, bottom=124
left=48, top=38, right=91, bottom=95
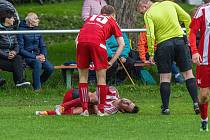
left=0, top=1, right=210, bottom=140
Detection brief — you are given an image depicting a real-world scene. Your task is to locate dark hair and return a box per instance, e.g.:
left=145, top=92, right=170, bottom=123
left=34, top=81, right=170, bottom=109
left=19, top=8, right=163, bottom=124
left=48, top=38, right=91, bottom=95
left=100, top=5, right=116, bottom=15
left=0, top=10, right=14, bottom=23
left=131, top=106, right=139, bottom=113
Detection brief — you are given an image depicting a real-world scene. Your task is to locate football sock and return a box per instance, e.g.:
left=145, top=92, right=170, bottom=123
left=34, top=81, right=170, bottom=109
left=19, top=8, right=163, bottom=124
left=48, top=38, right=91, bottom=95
left=61, top=98, right=81, bottom=110
left=79, top=83, right=89, bottom=111
left=186, top=78, right=198, bottom=103
left=97, top=85, right=107, bottom=113
left=160, top=82, right=170, bottom=109
left=199, top=102, right=208, bottom=120
left=62, top=88, right=74, bottom=104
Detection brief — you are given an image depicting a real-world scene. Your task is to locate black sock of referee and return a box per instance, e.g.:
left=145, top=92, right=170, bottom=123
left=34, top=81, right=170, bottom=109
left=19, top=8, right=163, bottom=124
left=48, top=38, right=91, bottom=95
left=160, top=82, right=171, bottom=109
left=186, top=78, right=199, bottom=103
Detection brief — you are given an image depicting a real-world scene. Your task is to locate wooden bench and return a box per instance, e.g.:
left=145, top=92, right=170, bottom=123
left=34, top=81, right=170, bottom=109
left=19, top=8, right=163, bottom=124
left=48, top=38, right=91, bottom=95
left=53, top=62, right=153, bottom=88
left=54, top=65, right=77, bottom=89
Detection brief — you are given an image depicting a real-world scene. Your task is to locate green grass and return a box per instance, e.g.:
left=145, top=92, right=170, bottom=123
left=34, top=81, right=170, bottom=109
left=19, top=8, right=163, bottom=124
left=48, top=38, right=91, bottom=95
left=0, top=1, right=209, bottom=140
left=16, top=0, right=83, bottom=17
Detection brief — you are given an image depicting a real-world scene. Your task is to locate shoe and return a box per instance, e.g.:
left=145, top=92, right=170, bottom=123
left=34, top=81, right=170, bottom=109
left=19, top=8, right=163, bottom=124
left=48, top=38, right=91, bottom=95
left=174, top=74, right=185, bottom=84
left=55, top=105, right=64, bottom=115
left=35, top=111, right=48, bottom=116
left=193, top=103, right=200, bottom=115
left=161, top=108, right=170, bottom=115
left=0, top=78, right=6, bottom=87
left=200, top=121, right=208, bottom=132
left=16, top=81, right=30, bottom=87
left=80, top=110, right=89, bottom=116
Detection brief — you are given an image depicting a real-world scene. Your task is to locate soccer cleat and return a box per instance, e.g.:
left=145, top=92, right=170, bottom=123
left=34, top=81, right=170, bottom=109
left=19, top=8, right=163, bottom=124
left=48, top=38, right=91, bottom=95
left=55, top=105, right=64, bottom=115
left=80, top=110, right=89, bottom=116
left=161, top=108, right=170, bottom=115
left=35, top=111, right=48, bottom=116
left=193, top=103, right=200, bottom=115
left=200, top=121, right=208, bottom=132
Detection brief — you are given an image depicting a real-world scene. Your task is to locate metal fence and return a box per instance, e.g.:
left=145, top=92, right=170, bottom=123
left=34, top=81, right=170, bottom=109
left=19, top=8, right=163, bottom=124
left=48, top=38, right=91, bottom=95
left=0, top=29, right=147, bottom=35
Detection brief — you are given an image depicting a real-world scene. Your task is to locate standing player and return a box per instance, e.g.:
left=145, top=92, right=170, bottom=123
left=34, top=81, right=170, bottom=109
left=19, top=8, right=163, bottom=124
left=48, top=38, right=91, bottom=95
left=189, top=3, right=210, bottom=131
left=35, top=86, right=139, bottom=116
left=76, top=5, right=125, bottom=116
left=137, top=0, right=199, bottom=115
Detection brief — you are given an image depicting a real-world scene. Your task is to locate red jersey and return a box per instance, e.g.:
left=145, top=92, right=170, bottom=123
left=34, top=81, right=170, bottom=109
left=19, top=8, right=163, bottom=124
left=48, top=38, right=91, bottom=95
left=189, top=4, right=210, bottom=65
left=78, top=14, right=122, bottom=45
left=104, top=86, right=120, bottom=115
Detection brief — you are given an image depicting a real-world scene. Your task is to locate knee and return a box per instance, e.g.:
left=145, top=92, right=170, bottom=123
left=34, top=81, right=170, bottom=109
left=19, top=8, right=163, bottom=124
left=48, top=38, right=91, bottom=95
left=199, top=95, right=208, bottom=104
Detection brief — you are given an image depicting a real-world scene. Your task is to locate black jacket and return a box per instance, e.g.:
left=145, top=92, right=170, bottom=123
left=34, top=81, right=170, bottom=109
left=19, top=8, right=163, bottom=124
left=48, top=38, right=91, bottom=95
left=0, top=23, right=19, bottom=59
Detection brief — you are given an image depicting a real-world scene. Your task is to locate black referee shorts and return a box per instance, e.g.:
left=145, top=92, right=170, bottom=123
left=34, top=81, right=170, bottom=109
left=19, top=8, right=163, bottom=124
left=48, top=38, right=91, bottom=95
left=154, top=37, right=192, bottom=73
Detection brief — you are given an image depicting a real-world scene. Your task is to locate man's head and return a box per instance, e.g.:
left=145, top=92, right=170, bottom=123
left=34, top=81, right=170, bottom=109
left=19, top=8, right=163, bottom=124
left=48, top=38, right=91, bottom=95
left=137, top=0, right=153, bottom=14
left=100, top=5, right=116, bottom=19
left=118, top=98, right=139, bottom=113
left=25, top=12, right=39, bottom=27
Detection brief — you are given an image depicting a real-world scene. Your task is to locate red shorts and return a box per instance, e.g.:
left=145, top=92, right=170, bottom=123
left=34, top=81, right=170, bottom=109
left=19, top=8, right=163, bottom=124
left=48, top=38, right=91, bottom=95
left=196, top=65, right=210, bottom=88
left=76, top=42, right=108, bottom=70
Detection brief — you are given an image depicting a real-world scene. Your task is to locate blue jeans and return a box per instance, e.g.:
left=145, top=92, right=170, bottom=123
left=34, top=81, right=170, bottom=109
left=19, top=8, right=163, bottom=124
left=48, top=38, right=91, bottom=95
left=171, top=62, right=179, bottom=75
left=25, top=59, right=54, bottom=90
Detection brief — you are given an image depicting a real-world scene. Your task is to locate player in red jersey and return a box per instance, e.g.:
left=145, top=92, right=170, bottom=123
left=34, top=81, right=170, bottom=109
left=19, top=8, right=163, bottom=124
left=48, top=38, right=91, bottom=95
left=189, top=3, right=210, bottom=131
left=75, top=5, right=125, bottom=116
left=35, top=86, right=139, bottom=116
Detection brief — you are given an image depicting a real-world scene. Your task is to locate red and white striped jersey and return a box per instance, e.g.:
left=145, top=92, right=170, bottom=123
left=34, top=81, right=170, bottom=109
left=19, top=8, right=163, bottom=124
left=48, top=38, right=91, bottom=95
left=189, top=3, right=210, bottom=65
left=104, top=86, right=120, bottom=115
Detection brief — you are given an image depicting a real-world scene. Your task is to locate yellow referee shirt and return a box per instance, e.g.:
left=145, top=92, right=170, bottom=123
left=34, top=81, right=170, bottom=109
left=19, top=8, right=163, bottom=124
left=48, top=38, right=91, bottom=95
left=144, top=1, right=191, bottom=56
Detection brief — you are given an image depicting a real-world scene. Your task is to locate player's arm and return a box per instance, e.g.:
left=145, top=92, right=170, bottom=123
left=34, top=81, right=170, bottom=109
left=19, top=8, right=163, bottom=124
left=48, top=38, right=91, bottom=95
left=189, top=8, right=203, bottom=65
left=144, top=14, right=155, bottom=59
left=174, top=2, right=191, bottom=36
left=108, top=36, right=125, bottom=66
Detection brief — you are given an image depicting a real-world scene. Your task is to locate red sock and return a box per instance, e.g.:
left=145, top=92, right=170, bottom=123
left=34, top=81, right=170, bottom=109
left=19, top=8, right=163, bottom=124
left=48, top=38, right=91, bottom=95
left=97, top=85, right=107, bottom=113
left=62, top=88, right=74, bottom=104
left=61, top=98, right=81, bottom=110
left=199, top=102, right=208, bottom=120
left=47, top=110, right=56, bottom=115
left=79, top=83, right=89, bottom=111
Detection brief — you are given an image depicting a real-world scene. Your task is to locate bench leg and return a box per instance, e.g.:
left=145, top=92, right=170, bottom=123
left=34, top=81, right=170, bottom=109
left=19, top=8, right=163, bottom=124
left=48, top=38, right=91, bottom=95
left=66, top=70, right=73, bottom=89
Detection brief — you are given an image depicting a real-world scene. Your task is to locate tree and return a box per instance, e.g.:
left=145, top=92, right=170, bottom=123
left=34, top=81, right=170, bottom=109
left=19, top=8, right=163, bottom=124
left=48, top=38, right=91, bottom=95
left=107, top=0, right=142, bottom=49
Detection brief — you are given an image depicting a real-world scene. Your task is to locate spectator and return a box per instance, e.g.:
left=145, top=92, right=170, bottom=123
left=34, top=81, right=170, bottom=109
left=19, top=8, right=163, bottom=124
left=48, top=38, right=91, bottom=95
left=17, top=12, right=54, bottom=91
left=76, top=5, right=125, bottom=116
left=0, top=10, right=30, bottom=87
left=189, top=3, right=210, bottom=131
left=137, top=0, right=199, bottom=115
left=137, top=29, right=185, bottom=84
left=106, top=32, right=135, bottom=84
left=35, top=86, right=139, bottom=116
left=82, top=0, right=107, bottom=21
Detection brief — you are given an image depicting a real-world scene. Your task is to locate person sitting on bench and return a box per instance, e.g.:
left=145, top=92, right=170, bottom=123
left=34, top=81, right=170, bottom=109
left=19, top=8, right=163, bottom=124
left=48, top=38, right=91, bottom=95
left=17, top=12, right=54, bottom=91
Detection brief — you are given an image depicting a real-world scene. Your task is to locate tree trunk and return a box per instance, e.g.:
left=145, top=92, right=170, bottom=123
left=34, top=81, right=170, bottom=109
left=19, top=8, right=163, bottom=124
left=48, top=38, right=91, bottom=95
left=107, top=0, right=142, bottom=49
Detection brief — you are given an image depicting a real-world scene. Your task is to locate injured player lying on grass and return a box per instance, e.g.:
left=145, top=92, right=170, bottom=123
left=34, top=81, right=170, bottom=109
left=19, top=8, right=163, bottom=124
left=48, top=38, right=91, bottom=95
left=36, top=86, right=139, bottom=116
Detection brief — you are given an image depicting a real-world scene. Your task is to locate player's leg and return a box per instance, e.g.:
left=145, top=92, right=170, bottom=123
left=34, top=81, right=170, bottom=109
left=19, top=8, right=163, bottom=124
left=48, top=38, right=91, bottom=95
left=199, top=88, right=209, bottom=131
left=155, top=42, right=173, bottom=115
left=78, top=68, right=89, bottom=116
left=76, top=42, right=91, bottom=116
left=159, top=73, right=171, bottom=115
left=96, top=69, right=107, bottom=116
left=90, top=43, right=108, bottom=116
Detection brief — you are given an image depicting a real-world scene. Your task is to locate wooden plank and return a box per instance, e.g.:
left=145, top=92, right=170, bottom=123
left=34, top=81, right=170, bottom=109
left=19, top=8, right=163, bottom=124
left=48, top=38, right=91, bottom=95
left=134, top=63, right=153, bottom=67
left=54, top=65, right=77, bottom=69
